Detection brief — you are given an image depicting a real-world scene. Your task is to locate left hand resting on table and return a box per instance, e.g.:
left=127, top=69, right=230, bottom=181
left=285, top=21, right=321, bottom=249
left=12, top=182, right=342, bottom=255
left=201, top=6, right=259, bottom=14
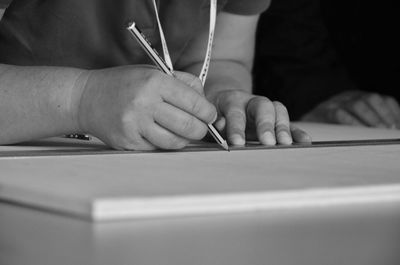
left=212, top=90, right=312, bottom=146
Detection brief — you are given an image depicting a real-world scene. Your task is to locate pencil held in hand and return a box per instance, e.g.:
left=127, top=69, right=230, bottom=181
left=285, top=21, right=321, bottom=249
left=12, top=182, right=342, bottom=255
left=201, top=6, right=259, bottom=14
left=127, top=22, right=229, bottom=151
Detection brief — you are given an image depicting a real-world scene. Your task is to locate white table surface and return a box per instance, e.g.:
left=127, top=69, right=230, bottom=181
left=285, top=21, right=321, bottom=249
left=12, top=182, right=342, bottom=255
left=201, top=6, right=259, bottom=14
left=1, top=123, right=400, bottom=265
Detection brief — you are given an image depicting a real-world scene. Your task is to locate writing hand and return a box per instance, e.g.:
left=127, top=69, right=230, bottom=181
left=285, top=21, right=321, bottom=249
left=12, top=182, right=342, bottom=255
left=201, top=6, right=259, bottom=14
left=75, top=66, right=217, bottom=150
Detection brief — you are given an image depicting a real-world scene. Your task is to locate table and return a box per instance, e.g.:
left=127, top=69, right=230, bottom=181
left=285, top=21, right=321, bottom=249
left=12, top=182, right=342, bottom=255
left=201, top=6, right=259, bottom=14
left=1, top=123, right=400, bottom=265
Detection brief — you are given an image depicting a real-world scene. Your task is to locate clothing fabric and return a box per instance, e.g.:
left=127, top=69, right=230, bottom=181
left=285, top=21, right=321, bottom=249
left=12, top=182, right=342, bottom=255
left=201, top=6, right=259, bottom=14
left=0, top=0, right=270, bottom=69
left=0, top=0, right=10, bottom=8
left=253, top=0, right=399, bottom=120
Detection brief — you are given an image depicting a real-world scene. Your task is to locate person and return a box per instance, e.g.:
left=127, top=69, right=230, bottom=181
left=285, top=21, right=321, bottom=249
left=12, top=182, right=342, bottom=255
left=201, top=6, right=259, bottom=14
left=0, top=0, right=310, bottom=151
left=254, top=0, right=400, bottom=129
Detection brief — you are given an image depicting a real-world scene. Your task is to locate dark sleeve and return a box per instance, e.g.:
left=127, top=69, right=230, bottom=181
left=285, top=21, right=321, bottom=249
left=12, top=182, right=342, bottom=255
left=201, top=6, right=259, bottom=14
left=223, top=0, right=271, bottom=15
left=0, top=0, right=12, bottom=8
left=253, top=0, right=356, bottom=120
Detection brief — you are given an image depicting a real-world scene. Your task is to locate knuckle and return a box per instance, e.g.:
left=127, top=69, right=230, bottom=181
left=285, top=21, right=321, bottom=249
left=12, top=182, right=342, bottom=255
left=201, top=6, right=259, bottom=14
left=351, top=100, right=365, bottom=113
left=368, top=93, right=380, bottom=101
left=337, top=110, right=354, bottom=124
left=258, top=120, right=275, bottom=131
left=141, top=68, right=158, bottom=83
left=129, top=92, right=147, bottom=110
left=227, top=90, right=246, bottom=101
left=190, top=96, right=203, bottom=115
left=180, top=117, right=196, bottom=135
left=273, top=101, right=289, bottom=117
left=274, top=102, right=290, bottom=124
left=256, top=108, right=274, bottom=123
left=272, top=100, right=286, bottom=110
left=142, top=70, right=165, bottom=90
left=333, top=109, right=346, bottom=122
left=176, top=72, right=203, bottom=93
left=249, top=95, right=268, bottom=105
left=275, top=118, right=289, bottom=128
left=227, top=108, right=246, bottom=123
left=151, top=104, right=164, bottom=121
left=366, top=93, right=382, bottom=105
left=276, top=124, right=290, bottom=135
left=187, top=76, right=203, bottom=92
left=246, top=96, right=273, bottom=115
left=130, top=94, right=155, bottom=115
left=323, top=108, right=338, bottom=122
left=189, top=123, right=209, bottom=140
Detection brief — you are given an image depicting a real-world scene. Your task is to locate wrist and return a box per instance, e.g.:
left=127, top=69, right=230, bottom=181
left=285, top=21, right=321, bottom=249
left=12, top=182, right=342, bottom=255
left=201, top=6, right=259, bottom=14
left=70, top=69, right=92, bottom=134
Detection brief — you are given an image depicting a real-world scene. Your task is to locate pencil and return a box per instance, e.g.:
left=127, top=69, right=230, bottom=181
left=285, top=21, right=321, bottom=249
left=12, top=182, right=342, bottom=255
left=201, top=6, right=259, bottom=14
left=127, top=22, right=229, bottom=151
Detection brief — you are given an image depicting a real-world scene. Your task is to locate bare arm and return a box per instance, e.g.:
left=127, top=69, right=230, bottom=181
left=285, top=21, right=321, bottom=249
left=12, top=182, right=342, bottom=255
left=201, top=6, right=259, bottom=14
left=0, top=64, right=85, bottom=144
left=176, top=11, right=255, bottom=94
left=0, top=64, right=217, bottom=149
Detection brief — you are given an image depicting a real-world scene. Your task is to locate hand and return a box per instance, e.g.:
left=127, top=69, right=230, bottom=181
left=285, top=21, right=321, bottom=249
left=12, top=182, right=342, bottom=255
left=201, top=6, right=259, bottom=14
left=76, top=66, right=217, bottom=150
left=212, top=90, right=311, bottom=146
left=302, top=90, right=400, bottom=129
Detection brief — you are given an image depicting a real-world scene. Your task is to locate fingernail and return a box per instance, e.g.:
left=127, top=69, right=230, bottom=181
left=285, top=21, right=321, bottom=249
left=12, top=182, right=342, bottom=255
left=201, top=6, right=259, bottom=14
left=278, top=131, right=292, bottom=145
left=214, top=117, right=226, bottom=131
left=230, top=134, right=245, bottom=146
left=261, top=131, right=276, bottom=145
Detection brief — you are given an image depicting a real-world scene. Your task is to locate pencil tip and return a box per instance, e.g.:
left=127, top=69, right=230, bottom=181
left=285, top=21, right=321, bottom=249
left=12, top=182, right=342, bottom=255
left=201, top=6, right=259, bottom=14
left=222, top=141, right=230, bottom=152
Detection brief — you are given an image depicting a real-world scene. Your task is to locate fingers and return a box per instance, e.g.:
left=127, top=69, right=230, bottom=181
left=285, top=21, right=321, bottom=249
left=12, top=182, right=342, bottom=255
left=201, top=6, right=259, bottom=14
left=245, top=97, right=311, bottom=145
left=142, top=123, right=190, bottom=150
left=329, top=108, right=365, bottom=126
left=344, top=95, right=386, bottom=128
left=214, top=117, right=226, bottom=132
left=362, top=94, right=396, bottom=127
left=246, top=97, right=276, bottom=145
left=310, top=91, right=400, bottom=129
left=302, top=91, right=400, bottom=129
left=120, top=137, right=155, bottom=151
left=120, top=101, right=204, bottom=150
left=273, top=101, right=293, bottom=145
left=153, top=102, right=209, bottom=140
left=85, top=67, right=214, bottom=151
left=161, top=79, right=217, bottom=125
left=339, top=93, right=400, bottom=129
left=102, top=119, right=157, bottom=151
left=290, top=125, right=312, bottom=143
left=225, top=107, right=247, bottom=146
left=221, top=93, right=309, bottom=146
left=301, top=101, right=366, bottom=126
left=384, top=96, right=400, bottom=128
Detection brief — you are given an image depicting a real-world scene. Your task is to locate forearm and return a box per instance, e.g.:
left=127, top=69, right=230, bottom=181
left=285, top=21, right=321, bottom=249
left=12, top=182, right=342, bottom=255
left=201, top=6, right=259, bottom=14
left=182, top=60, right=253, bottom=104
left=0, top=64, right=85, bottom=144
